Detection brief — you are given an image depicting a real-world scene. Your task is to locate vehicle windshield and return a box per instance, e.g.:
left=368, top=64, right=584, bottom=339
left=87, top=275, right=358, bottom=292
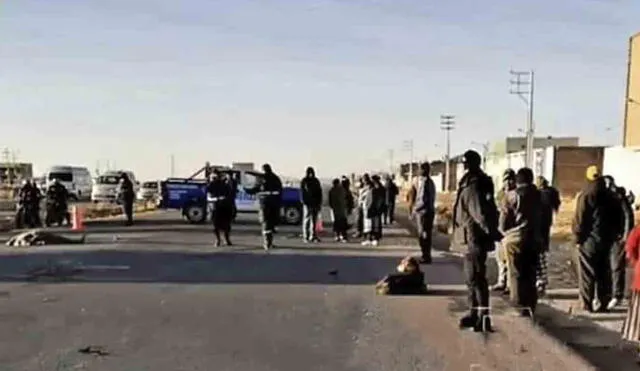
left=96, top=175, right=120, bottom=185
left=48, top=172, right=72, bottom=182
left=142, top=181, right=158, bottom=189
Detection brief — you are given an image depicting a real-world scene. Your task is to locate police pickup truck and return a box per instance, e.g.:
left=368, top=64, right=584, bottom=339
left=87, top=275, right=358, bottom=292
left=157, top=169, right=303, bottom=225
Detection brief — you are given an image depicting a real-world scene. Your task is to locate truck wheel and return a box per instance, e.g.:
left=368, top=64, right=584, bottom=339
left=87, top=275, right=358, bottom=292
left=184, top=204, right=206, bottom=224
left=282, top=205, right=302, bottom=225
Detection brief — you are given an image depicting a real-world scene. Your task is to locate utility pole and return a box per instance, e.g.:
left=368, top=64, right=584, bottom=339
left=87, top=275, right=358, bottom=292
left=402, top=140, right=414, bottom=182
left=170, top=154, right=175, bottom=177
left=387, top=149, right=394, bottom=175
left=510, top=70, right=535, bottom=168
left=440, top=115, right=455, bottom=192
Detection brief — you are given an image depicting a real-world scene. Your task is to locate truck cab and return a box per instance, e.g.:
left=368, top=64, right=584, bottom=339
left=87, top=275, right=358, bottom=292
left=158, top=168, right=303, bottom=225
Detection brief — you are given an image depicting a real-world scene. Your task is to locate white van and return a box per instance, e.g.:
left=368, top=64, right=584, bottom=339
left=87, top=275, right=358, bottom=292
left=44, top=166, right=93, bottom=201
left=91, top=170, right=139, bottom=203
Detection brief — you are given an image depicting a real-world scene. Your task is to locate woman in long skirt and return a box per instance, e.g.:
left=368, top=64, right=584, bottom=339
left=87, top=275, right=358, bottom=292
left=621, top=224, right=640, bottom=360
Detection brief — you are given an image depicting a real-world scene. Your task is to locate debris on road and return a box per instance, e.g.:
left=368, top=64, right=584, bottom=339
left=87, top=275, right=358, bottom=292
left=328, top=269, right=339, bottom=276
left=77, top=345, right=110, bottom=357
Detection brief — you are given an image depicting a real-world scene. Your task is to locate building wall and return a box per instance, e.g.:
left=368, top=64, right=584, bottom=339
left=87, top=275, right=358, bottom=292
left=603, top=146, right=640, bottom=205
left=552, top=146, right=604, bottom=197
left=496, top=137, right=579, bottom=154
left=624, top=32, right=640, bottom=147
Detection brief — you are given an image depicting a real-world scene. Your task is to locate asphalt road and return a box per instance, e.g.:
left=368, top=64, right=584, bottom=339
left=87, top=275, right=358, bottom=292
left=0, top=211, right=593, bottom=371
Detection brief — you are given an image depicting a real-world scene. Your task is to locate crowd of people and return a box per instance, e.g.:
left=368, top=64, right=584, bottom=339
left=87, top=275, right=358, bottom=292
left=12, top=172, right=137, bottom=229
left=397, top=149, right=638, bottom=335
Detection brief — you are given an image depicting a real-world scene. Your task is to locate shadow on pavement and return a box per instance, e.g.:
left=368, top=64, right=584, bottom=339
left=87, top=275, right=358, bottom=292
left=534, top=303, right=639, bottom=370
left=0, top=249, right=465, bottom=286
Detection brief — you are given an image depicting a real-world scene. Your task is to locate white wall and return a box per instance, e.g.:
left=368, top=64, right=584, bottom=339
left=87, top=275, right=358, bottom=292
left=484, top=147, right=555, bottom=190
left=603, top=146, right=640, bottom=204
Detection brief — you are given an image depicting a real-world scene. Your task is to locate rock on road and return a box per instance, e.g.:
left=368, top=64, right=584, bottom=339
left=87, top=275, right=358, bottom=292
left=0, top=211, right=593, bottom=371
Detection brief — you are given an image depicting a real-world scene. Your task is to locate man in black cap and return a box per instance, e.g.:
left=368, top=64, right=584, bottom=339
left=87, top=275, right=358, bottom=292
left=452, top=150, right=502, bottom=332
left=245, top=163, right=283, bottom=250
left=413, top=162, right=436, bottom=264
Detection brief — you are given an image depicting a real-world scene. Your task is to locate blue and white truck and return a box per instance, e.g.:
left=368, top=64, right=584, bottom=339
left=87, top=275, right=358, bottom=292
left=157, top=165, right=303, bottom=225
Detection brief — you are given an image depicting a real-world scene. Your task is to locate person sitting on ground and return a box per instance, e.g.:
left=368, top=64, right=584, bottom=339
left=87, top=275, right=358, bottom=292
left=376, top=256, right=427, bottom=295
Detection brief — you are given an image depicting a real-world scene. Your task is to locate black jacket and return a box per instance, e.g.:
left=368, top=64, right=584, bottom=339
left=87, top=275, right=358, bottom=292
left=452, top=169, right=501, bottom=249
left=539, top=185, right=561, bottom=231
left=572, top=179, right=621, bottom=244
left=207, top=178, right=233, bottom=209
left=46, top=183, right=69, bottom=206
left=385, top=181, right=399, bottom=205
left=247, top=172, right=283, bottom=209
left=300, top=176, right=323, bottom=208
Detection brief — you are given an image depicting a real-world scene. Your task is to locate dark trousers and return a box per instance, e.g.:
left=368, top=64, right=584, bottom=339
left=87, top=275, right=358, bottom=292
left=356, top=208, right=363, bottom=235
left=383, top=201, right=395, bottom=224
left=415, top=212, right=434, bottom=260
left=611, top=240, right=626, bottom=300
left=463, top=248, right=489, bottom=320
left=578, top=237, right=613, bottom=309
left=505, top=242, right=538, bottom=316
left=122, top=200, right=133, bottom=224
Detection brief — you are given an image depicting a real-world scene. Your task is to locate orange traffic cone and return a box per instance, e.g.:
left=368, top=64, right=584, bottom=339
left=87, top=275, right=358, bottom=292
left=315, top=213, right=324, bottom=233
left=71, top=205, right=84, bottom=231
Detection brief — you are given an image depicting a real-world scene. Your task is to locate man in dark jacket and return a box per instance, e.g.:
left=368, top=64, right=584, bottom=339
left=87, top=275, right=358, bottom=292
left=535, top=176, right=561, bottom=295
left=371, top=175, right=386, bottom=241
left=501, top=168, right=542, bottom=316
left=572, top=166, right=621, bottom=312
left=452, top=150, right=502, bottom=332
left=603, top=178, right=635, bottom=309
left=117, top=173, right=136, bottom=226
left=300, top=166, right=323, bottom=243
left=383, top=175, right=399, bottom=225
left=246, top=163, right=283, bottom=250
left=207, top=169, right=234, bottom=247
left=341, top=176, right=355, bottom=231
left=413, top=162, right=436, bottom=264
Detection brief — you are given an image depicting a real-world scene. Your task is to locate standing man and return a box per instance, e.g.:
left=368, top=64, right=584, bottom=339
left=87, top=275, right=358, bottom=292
left=536, top=176, right=561, bottom=295
left=207, top=169, right=234, bottom=247
left=603, top=177, right=634, bottom=309
left=453, top=150, right=502, bottom=332
left=383, top=175, right=399, bottom=225
left=371, top=175, right=386, bottom=242
left=501, top=168, right=542, bottom=317
left=341, top=176, right=355, bottom=232
left=329, top=178, right=348, bottom=242
left=492, top=169, right=517, bottom=293
left=572, top=166, right=620, bottom=312
left=245, top=164, right=283, bottom=250
left=354, top=175, right=369, bottom=239
left=300, top=166, right=323, bottom=243
left=413, top=162, right=436, bottom=264
left=117, top=173, right=135, bottom=226
left=228, top=171, right=239, bottom=222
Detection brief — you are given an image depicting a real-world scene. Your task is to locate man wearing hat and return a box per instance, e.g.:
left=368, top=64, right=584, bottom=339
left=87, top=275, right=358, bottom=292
left=572, top=165, right=620, bottom=312
left=492, top=168, right=517, bottom=293
left=452, top=150, right=502, bottom=332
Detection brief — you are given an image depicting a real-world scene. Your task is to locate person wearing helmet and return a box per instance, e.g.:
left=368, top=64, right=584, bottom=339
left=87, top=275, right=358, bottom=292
left=245, top=163, right=283, bottom=250
left=492, top=168, right=517, bottom=294
left=572, top=165, right=620, bottom=312
left=45, top=178, right=70, bottom=226
left=452, top=150, right=502, bottom=332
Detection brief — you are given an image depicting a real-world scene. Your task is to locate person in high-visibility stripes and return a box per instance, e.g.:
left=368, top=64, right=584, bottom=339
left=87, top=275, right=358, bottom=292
left=206, top=169, right=234, bottom=247
left=245, top=164, right=283, bottom=250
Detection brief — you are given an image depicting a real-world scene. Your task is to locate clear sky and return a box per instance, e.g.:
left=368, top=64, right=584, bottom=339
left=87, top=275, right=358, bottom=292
left=1, top=0, right=638, bottom=180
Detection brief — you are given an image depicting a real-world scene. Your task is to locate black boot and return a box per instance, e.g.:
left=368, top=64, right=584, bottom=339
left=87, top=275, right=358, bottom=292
left=459, top=315, right=477, bottom=329
left=224, top=231, right=232, bottom=246
left=214, top=230, right=221, bottom=247
left=474, top=316, right=493, bottom=333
